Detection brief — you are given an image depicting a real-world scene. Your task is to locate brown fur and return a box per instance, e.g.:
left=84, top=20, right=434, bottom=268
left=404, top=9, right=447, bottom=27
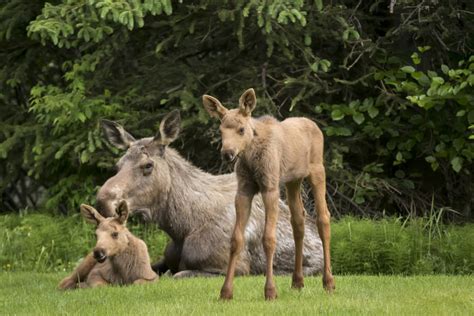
left=203, top=88, right=335, bottom=300
left=58, top=201, right=157, bottom=289
left=60, top=110, right=324, bottom=285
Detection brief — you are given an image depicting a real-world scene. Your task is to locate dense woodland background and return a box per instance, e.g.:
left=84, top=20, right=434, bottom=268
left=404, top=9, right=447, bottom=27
left=0, top=0, right=473, bottom=221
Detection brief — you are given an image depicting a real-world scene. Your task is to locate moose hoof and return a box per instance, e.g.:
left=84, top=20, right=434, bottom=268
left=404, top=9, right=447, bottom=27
left=220, top=286, right=233, bottom=300
left=291, top=274, right=304, bottom=290
left=323, top=274, right=335, bottom=293
left=265, top=286, right=278, bottom=300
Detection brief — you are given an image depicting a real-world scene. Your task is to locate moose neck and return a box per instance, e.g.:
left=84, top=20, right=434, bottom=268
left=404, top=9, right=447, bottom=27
left=241, top=117, right=277, bottom=162
left=154, top=148, right=235, bottom=242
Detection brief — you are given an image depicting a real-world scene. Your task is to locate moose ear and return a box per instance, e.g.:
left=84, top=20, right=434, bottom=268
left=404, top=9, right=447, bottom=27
left=116, top=200, right=129, bottom=224
left=202, top=95, right=228, bottom=120
left=101, top=119, right=136, bottom=150
left=238, top=88, right=257, bottom=116
left=80, top=204, right=105, bottom=226
left=154, top=110, right=181, bottom=146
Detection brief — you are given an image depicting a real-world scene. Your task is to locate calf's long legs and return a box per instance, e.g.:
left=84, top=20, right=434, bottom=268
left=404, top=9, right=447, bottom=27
left=220, top=193, right=254, bottom=300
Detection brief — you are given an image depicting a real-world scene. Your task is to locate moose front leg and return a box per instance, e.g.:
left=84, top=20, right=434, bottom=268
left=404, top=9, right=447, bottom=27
left=86, top=279, right=108, bottom=288
left=58, top=252, right=97, bottom=290
left=152, top=240, right=182, bottom=275
left=261, top=189, right=280, bottom=300
left=220, top=192, right=253, bottom=300
left=286, top=179, right=306, bottom=290
left=85, top=270, right=109, bottom=288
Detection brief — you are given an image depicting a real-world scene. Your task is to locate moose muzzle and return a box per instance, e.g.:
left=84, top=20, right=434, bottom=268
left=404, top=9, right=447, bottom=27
left=221, top=149, right=237, bottom=162
left=93, top=248, right=107, bottom=263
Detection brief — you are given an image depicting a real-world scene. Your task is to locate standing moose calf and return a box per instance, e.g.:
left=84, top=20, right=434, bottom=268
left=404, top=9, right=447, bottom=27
left=58, top=201, right=158, bottom=289
left=203, top=88, right=335, bottom=300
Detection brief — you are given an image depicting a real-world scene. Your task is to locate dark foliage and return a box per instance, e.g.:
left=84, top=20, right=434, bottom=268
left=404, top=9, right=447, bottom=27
left=0, top=1, right=472, bottom=219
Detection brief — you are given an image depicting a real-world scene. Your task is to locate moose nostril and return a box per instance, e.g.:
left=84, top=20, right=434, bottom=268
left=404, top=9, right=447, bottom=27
left=222, top=151, right=235, bottom=162
left=93, top=249, right=105, bottom=261
left=225, top=153, right=231, bottom=161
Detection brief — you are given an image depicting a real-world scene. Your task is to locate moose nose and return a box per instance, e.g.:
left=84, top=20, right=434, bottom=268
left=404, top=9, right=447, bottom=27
left=93, top=248, right=107, bottom=263
left=221, top=150, right=236, bottom=162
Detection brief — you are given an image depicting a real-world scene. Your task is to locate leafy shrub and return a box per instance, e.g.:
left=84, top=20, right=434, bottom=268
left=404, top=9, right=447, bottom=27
left=318, top=50, right=473, bottom=213
left=0, top=1, right=472, bottom=218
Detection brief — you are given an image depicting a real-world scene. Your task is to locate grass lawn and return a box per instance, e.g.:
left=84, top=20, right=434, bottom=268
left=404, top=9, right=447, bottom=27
left=0, top=273, right=473, bottom=315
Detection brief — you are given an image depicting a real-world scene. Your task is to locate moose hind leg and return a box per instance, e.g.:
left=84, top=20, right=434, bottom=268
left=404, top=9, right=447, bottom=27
left=286, top=179, right=306, bottom=289
left=308, top=163, right=335, bottom=292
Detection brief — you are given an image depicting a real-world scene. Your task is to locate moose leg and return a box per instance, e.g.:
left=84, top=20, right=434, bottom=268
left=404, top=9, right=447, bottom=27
left=261, top=189, right=280, bottom=300
left=85, top=268, right=109, bottom=288
left=151, top=259, right=168, bottom=276
left=220, top=193, right=253, bottom=300
left=286, top=180, right=306, bottom=289
left=58, top=252, right=96, bottom=290
left=309, top=164, right=335, bottom=292
left=86, top=277, right=108, bottom=288
left=152, top=241, right=181, bottom=275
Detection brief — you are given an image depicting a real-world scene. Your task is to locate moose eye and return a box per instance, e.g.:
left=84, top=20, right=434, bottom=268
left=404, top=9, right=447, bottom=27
left=111, top=232, right=119, bottom=239
left=238, top=127, right=245, bottom=135
left=142, top=162, right=154, bottom=175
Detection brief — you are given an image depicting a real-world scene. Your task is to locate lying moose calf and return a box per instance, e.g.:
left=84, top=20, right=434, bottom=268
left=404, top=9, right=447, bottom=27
left=58, top=201, right=158, bottom=289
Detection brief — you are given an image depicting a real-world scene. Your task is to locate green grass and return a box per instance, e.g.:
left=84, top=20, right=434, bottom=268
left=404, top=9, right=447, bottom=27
left=0, top=273, right=473, bottom=315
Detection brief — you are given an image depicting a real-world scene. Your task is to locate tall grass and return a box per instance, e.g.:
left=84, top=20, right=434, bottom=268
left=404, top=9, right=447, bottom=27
left=0, top=211, right=472, bottom=274
left=332, top=216, right=473, bottom=275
